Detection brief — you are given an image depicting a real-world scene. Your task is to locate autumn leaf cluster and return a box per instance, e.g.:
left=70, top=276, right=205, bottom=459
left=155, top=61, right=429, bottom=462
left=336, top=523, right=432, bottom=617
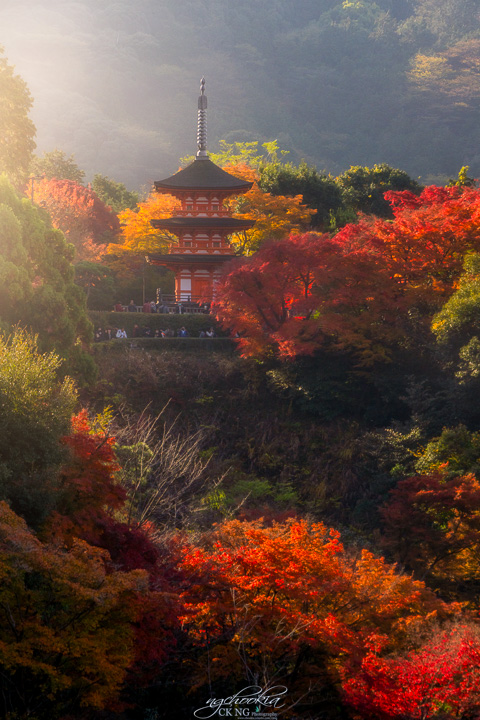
left=33, top=177, right=121, bottom=262
left=213, top=184, right=480, bottom=363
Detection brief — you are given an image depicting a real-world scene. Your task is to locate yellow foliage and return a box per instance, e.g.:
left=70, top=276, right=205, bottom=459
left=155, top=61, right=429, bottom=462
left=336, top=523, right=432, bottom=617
left=409, top=54, right=450, bottom=84
left=222, top=162, right=315, bottom=254
left=408, top=40, right=480, bottom=104
left=109, top=191, right=180, bottom=257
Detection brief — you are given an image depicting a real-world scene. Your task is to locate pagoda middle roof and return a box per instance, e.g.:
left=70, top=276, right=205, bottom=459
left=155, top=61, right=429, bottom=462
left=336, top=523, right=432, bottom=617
left=154, top=157, right=253, bottom=192
left=148, top=253, right=236, bottom=265
left=151, top=217, right=254, bottom=231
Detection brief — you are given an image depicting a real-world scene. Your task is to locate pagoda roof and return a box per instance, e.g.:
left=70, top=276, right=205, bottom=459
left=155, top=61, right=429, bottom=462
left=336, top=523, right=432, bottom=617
left=147, top=253, right=236, bottom=266
left=154, top=157, right=253, bottom=193
left=151, top=216, right=254, bottom=231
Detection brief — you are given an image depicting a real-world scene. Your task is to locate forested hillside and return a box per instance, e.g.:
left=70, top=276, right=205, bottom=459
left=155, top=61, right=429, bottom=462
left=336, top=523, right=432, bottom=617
left=4, top=5, right=480, bottom=718
left=1, top=0, right=480, bottom=188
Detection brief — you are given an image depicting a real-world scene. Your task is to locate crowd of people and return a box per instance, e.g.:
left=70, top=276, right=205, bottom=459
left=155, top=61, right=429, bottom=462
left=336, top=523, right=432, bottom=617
left=93, top=326, right=217, bottom=341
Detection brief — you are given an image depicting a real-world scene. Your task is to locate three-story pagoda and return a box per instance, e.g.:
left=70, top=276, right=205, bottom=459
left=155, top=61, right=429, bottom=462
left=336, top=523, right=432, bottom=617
left=149, top=78, right=254, bottom=302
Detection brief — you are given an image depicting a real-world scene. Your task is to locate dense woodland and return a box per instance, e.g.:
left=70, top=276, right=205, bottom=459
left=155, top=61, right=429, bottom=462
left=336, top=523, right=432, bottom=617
left=2, top=0, right=480, bottom=187
left=4, top=11, right=480, bottom=719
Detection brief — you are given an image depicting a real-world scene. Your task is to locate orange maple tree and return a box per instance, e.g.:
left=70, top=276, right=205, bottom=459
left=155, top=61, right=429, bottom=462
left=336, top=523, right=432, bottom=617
left=112, top=190, right=179, bottom=257
left=104, top=189, right=179, bottom=282
left=177, top=518, right=449, bottom=711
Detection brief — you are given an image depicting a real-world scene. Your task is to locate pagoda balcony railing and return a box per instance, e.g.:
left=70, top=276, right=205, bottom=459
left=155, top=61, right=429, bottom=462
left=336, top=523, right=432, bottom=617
left=115, top=296, right=212, bottom=314
left=167, top=242, right=232, bottom=251
left=176, top=209, right=231, bottom=218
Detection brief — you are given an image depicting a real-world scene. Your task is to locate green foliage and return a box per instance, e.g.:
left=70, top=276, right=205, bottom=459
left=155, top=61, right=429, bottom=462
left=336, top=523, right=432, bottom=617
left=433, top=253, right=480, bottom=350
left=0, top=46, right=36, bottom=187
left=0, top=329, right=77, bottom=526
left=401, top=0, right=480, bottom=45
left=447, top=165, right=477, bottom=188
left=337, top=163, right=422, bottom=217
left=0, top=175, right=94, bottom=381
left=30, top=148, right=85, bottom=183
left=324, top=1, right=388, bottom=31
left=92, top=173, right=139, bottom=212
left=181, top=139, right=288, bottom=169
left=259, top=160, right=344, bottom=228
left=456, top=336, right=480, bottom=384
left=415, top=425, right=480, bottom=478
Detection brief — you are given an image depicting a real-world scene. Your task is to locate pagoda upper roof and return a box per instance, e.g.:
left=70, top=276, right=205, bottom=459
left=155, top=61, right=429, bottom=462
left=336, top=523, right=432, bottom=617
left=154, top=157, right=253, bottom=193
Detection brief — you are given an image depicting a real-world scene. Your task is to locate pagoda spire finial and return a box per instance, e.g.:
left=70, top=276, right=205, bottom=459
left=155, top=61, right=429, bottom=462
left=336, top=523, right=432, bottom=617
left=196, top=77, right=208, bottom=158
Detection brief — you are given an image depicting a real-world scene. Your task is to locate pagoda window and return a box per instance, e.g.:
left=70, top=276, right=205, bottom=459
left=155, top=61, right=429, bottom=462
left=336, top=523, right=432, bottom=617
left=186, top=204, right=193, bottom=211
left=184, top=241, right=192, bottom=247
left=212, top=241, right=220, bottom=248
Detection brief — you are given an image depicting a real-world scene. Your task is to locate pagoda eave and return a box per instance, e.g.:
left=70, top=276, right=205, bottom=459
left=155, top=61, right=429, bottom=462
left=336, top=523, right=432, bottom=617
left=154, top=157, right=252, bottom=194
left=154, top=183, right=252, bottom=194
left=148, top=253, right=236, bottom=267
left=151, top=217, right=254, bottom=232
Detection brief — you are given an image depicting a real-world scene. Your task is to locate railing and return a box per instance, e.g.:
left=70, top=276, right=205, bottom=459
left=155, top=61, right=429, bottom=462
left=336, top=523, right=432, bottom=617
left=159, top=294, right=212, bottom=304
left=115, top=298, right=211, bottom=315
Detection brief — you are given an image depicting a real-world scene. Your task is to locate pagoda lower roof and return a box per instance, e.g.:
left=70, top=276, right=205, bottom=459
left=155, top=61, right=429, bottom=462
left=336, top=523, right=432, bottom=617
left=154, top=157, right=252, bottom=192
left=147, top=253, right=236, bottom=266
left=151, top=216, right=253, bottom=231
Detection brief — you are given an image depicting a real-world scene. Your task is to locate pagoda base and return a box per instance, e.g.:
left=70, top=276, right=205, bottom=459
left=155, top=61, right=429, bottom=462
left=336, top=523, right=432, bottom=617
left=147, top=253, right=236, bottom=302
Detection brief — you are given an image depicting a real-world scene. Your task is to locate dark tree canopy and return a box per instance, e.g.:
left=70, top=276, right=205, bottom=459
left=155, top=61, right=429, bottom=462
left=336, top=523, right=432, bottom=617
left=337, top=164, right=422, bottom=217
left=30, top=148, right=86, bottom=184
left=92, top=174, right=139, bottom=212
left=75, top=260, right=116, bottom=310
left=259, top=161, right=344, bottom=228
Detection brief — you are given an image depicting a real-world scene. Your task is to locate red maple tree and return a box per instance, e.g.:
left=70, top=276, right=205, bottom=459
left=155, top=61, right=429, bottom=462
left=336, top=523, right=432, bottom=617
left=342, top=624, right=480, bottom=719
left=214, top=185, right=480, bottom=363
left=34, top=177, right=120, bottom=261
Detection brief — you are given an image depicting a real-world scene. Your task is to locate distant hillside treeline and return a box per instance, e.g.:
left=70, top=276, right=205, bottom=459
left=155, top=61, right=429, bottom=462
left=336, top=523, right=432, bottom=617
left=1, top=0, right=479, bottom=188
